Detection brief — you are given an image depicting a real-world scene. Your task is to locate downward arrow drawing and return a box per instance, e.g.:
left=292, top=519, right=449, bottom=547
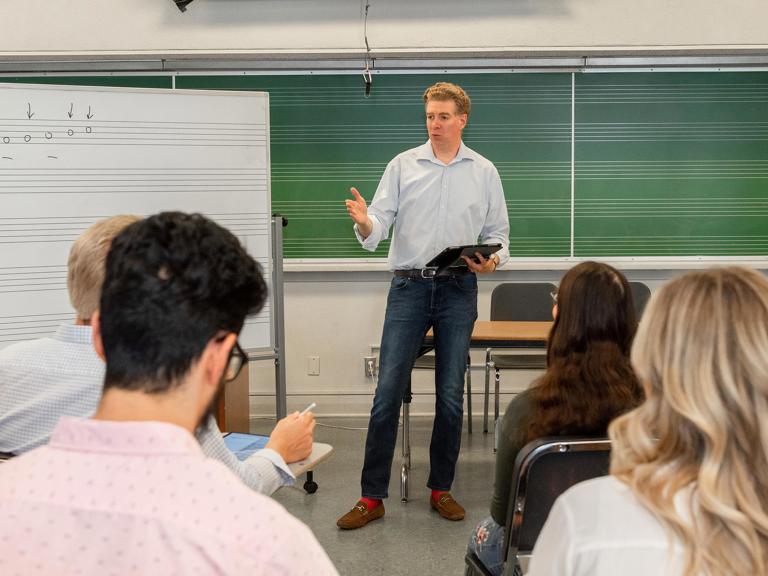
left=86, top=106, right=94, bottom=119
left=68, top=103, right=74, bottom=119
left=27, top=103, right=34, bottom=119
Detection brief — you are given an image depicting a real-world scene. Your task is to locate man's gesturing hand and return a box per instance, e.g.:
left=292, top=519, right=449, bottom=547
left=265, top=411, right=316, bottom=464
left=345, top=187, right=373, bottom=239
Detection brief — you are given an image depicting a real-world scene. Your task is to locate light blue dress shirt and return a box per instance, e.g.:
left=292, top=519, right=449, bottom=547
left=355, top=140, right=510, bottom=269
left=0, top=324, right=293, bottom=495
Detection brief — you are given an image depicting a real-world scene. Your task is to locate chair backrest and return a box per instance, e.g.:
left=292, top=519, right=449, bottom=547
left=629, top=281, right=651, bottom=318
left=490, top=283, right=557, bottom=322
left=503, top=437, right=612, bottom=569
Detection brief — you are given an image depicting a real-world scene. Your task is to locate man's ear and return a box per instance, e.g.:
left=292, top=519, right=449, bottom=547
left=200, top=332, right=236, bottom=390
left=459, top=113, right=468, bottom=130
left=91, top=311, right=106, bottom=362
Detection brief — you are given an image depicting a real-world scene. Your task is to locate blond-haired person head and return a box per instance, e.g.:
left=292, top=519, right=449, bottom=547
left=610, top=267, right=768, bottom=576
left=67, top=215, right=141, bottom=322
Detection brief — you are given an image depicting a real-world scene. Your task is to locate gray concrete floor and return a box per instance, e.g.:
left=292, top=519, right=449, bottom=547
left=252, top=416, right=497, bottom=576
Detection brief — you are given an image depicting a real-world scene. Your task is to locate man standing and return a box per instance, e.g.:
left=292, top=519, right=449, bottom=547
left=0, top=212, right=337, bottom=575
left=337, top=82, right=510, bottom=529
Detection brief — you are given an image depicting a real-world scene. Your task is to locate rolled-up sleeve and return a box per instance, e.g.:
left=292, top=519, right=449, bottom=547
left=481, top=165, right=511, bottom=266
left=353, top=160, right=400, bottom=252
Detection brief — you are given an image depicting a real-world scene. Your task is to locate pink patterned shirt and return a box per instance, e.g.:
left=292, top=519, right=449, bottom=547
left=0, top=417, right=337, bottom=576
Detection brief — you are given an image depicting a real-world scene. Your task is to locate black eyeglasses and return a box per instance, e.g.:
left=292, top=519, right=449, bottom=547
left=224, top=340, right=248, bottom=382
left=550, top=291, right=558, bottom=305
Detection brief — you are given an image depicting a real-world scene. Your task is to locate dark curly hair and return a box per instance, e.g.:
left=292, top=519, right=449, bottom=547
left=527, top=261, right=643, bottom=439
left=99, top=212, right=267, bottom=393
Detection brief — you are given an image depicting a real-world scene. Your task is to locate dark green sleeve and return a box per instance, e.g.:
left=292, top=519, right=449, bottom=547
left=490, top=391, right=535, bottom=526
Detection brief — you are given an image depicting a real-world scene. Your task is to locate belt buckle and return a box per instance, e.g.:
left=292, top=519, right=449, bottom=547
left=421, top=268, right=437, bottom=279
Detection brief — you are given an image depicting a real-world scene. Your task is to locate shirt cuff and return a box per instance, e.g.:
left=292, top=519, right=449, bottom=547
left=255, top=448, right=296, bottom=486
left=353, top=222, right=379, bottom=252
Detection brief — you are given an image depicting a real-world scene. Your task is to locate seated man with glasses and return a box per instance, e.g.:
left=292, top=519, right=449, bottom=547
left=0, top=215, right=314, bottom=495
left=0, top=212, right=337, bottom=574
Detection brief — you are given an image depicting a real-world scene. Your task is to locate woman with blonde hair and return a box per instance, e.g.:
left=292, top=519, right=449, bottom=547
left=529, top=267, right=768, bottom=576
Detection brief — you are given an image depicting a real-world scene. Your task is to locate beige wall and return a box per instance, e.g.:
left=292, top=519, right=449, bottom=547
left=2, top=0, right=768, bottom=59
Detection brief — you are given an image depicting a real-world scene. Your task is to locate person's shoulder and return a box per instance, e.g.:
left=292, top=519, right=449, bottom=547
left=392, top=142, right=429, bottom=163
left=461, top=144, right=496, bottom=169
left=556, top=476, right=664, bottom=540
left=504, top=389, right=534, bottom=419
left=0, top=337, right=51, bottom=362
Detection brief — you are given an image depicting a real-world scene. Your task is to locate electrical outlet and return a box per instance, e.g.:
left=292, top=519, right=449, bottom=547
left=363, top=356, right=378, bottom=378
left=307, top=355, right=320, bottom=376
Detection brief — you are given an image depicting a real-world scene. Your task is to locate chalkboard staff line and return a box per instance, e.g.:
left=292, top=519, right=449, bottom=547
left=0, top=315, right=69, bottom=323
left=1, top=127, right=264, bottom=135
left=0, top=169, right=267, bottom=172
left=269, top=100, right=569, bottom=106
left=0, top=179, right=267, bottom=184
left=0, top=314, right=69, bottom=331
left=0, top=287, right=63, bottom=293
left=0, top=191, right=266, bottom=196
left=578, top=99, right=768, bottom=104
left=575, top=175, right=768, bottom=179
left=0, top=276, right=66, bottom=282
left=0, top=118, right=263, bottom=127
left=5, top=142, right=268, bottom=147
left=4, top=138, right=266, bottom=144
left=0, top=183, right=266, bottom=188
left=0, top=312, right=73, bottom=320
left=0, top=325, right=61, bottom=334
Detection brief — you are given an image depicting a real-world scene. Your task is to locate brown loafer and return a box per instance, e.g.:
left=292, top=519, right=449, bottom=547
left=430, top=493, right=465, bottom=521
left=336, top=500, right=385, bottom=530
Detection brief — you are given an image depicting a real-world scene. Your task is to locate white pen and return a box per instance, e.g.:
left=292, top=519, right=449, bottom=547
left=299, top=402, right=316, bottom=417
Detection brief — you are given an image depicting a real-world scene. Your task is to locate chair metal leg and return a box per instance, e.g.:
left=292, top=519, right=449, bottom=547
left=466, top=353, right=472, bottom=435
left=494, top=368, right=501, bottom=425
left=400, top=380, right=412, bottom=503
left=484, top=348, right=492, bottom=434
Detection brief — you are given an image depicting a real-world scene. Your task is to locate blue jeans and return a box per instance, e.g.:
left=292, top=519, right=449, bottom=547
left=361, top=274, right=478, bottom=499
left=466, top=516, right=506, bottom=576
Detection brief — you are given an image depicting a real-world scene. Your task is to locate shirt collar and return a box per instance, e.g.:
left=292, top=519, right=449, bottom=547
left=54, top=323, right=93, bottom=346
left=416, top=140, right=475, bottom=165
left=49, top=416, right=203, bottom=456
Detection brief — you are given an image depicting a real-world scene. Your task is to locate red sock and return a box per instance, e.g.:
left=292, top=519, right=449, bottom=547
left=360, top=497, right=381, bottom=510
left=431, top=490, right=448, bottom=502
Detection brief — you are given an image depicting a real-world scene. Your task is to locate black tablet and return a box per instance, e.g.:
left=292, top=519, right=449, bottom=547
left=426, top=244, right=502, bottom=272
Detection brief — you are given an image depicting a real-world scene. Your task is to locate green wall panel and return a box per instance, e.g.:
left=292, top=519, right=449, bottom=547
left=575, top=72, right=768, bottom=257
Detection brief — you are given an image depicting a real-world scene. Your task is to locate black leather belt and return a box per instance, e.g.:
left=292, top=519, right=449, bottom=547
left=393, top=267, right=473, bottom=279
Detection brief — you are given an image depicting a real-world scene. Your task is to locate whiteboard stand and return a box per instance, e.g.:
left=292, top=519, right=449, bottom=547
left=244, top=214, right=287, bottom=421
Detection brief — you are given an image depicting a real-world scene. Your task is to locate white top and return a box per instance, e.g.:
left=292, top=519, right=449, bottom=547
left=528, top=476, right=686, bottom=576
left=354, top=140, right=510, bottom=270
left=0, top=325, right=292, bottom=494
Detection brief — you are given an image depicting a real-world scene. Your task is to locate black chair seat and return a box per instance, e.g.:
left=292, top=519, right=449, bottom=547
left=490, top=353, right=547, bottom=371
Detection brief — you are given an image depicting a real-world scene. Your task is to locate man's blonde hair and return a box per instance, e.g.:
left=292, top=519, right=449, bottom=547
left=610, top=267, right=768, bottom=576
left=422, top=82, right=471, bottom=116
left=67, top=215, right=141, bottom=320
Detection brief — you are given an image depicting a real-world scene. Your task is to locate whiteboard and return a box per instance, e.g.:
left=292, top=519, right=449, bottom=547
left=0, top=83, right=272, bottom=351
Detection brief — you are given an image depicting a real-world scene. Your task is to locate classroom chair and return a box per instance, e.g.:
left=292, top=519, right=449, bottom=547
left=465, top=437, right=612, bottom=576
left=629, top=281, right=651, bottom=318
left=484, top=283, right=556, bottom=434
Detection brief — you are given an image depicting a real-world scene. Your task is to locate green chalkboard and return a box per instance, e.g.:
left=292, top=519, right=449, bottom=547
left=10, top=72, right=768, bottom=260
left=176, top=74, right=572, bottom=259
left=575, top=72, right=768, bottom=257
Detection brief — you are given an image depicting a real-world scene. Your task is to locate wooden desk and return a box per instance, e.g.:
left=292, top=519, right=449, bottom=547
left=468, top=320, right=551, bottom=348
left=426, top=320, right=551, bottom=347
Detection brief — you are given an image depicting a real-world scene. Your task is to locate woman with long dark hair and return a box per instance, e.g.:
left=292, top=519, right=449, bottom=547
left=467, top=261, right=644, bottom=575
